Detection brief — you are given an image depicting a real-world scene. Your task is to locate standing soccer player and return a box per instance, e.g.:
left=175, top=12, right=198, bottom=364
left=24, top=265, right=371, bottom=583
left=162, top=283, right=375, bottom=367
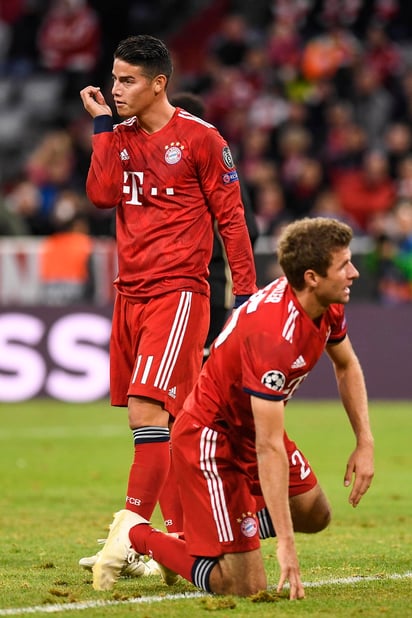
left=169, top=91, right=260, bottom=361
left=79, top=35, right=257, bottom=574
left=90, top=217, right=374, bottom=598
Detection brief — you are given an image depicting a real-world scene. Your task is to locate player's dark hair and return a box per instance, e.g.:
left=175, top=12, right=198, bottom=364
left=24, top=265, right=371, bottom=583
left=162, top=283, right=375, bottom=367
left=170, top=92, right=206, bottom=119
left=114, top=35, right=173, bottom=84
left=277, top=217, right=353, bottom=290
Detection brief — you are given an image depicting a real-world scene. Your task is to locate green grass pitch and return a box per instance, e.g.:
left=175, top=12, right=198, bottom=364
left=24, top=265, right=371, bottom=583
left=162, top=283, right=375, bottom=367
left=0, top=399, right=411, bottom=617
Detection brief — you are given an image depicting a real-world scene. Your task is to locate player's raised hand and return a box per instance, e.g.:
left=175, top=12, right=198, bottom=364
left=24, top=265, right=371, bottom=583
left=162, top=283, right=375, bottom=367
left=80, top=86, right=112, bottom=118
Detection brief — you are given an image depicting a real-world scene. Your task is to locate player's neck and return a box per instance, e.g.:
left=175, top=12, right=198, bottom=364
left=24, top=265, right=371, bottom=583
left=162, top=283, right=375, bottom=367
left=137, top=101, right=176, bottom=134
left=294, top=288, right=327, bottom=323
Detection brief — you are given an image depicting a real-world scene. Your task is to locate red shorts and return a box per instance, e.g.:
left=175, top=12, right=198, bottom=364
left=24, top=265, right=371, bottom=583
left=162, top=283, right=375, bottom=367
left=253, top=432, right=317, bottom=511
left=171, top=413, right=317, bottom=558
left=110, top=291, right=209, bottom=416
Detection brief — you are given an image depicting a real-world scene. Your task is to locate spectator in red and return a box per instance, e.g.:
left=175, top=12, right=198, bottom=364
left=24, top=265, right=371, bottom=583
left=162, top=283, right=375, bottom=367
left=363, top=22, right=403, bottom=88
left=204, top=65, right=255, bottom=136
left=37, top=0, right=101, bottom=100
left=272, top=0, right=311, bottom=27
left=266, top=18, right=302, bottom=82
left=331, top=149, right=396, bottom=231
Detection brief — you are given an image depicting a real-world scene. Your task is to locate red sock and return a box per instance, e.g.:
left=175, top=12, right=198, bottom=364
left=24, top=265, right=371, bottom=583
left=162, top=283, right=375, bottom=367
left=130, top=524, right=195, bottom=582
left=158, top=454, right=184, bottom=533
left=125, top=440, right=170, bottom=519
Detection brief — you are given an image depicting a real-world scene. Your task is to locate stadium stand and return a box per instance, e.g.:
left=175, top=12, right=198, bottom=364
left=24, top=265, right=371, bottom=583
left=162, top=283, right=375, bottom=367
left=1, top=0, right=412, bottom=304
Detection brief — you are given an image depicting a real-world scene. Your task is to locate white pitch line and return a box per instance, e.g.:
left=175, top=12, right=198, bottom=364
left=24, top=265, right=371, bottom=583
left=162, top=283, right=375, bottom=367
left=0, top=592, right=205, bottom=616
left=0, top=572, right=411, bottom=616
left=287, top=571, right=412, bottom=588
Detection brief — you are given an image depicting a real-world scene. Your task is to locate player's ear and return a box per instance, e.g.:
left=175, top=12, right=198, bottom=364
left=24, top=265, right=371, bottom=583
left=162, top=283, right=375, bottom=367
left=304, top=269, right=319, bottom=288
left=153, top=74, right=167, bottom=94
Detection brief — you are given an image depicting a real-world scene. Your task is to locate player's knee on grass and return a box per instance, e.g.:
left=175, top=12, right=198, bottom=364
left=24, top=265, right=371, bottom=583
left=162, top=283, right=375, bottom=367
left=208, top=551, right=267, bottom=596
left=290, top=485, right=332, bottom=533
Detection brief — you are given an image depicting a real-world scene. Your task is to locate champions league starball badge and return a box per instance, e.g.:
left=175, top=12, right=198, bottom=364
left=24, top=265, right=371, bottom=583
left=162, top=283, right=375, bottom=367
left=261, top=369, right=286, bottom=391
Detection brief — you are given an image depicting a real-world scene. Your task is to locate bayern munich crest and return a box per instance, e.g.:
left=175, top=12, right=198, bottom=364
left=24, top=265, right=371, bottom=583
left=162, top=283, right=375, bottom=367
left=240, top=516, right=258, bottom=538
left=164, top=143, right=183, bottom=164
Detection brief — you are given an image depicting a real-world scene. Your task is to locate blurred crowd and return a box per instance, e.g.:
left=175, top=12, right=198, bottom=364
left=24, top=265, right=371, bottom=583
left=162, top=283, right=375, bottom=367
left=1, top=0, right=412, bottom=304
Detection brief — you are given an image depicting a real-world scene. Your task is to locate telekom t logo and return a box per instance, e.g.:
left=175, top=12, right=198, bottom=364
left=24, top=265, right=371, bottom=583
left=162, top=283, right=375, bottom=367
left=123, top=171, right=175, bottom=204
left=123, top=171, right=144, bottom=205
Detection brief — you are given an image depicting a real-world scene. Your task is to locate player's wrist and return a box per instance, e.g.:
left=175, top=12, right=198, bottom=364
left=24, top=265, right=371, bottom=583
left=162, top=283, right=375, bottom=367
left=93, top=115, right=113, bottom=134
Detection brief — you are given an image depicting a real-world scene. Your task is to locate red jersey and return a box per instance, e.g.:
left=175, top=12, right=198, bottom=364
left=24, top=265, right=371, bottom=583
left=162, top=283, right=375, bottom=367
left=38, top=3, right=101, bottom=72
left=86, top=108, right=257, bottom=300
left=183, top=276, right=347, bottom=457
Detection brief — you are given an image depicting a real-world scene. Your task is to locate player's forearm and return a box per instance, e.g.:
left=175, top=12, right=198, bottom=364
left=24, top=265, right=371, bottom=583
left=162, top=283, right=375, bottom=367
left=221, top=225, right=257, bottom=296
left=335, top=356, right=373, bottom=445
left=257, top=447, right=294, bottom=540
left=87, top=133, right=123, bottom=208
left=213, top=193, right=257, bottom=296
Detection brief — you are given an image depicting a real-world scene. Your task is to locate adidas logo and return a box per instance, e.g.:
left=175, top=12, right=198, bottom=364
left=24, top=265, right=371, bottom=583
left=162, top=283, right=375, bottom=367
left=120, top=148, right=130, bottom=160
left=168, top=386, right=177, bottom=399
left=291, top=355, right=306, bottom=369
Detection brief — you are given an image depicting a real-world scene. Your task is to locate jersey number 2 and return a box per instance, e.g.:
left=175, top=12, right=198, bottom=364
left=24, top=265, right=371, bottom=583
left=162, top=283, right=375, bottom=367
left=291, top=449, right=311, bottom=480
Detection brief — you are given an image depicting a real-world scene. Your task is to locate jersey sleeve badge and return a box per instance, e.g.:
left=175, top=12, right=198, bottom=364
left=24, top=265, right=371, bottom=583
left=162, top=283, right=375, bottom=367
left=222, top=170, right=239, bottom=184
left=222, top=145, right=235, bottom=169
left=261, top=370, right=286, bottom=391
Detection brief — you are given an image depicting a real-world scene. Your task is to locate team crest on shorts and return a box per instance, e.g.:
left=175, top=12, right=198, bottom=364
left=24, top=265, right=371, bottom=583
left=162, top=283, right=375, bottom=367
left=164, top=142, right=184, bottom=164
left=239, top=514, right=258, bottom=538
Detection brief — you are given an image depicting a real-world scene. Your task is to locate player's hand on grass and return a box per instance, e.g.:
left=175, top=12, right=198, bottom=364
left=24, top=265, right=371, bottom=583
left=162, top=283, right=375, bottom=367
left=276, top=537, right=305, bottom=600
left=344, top=440, right=374, bottom=507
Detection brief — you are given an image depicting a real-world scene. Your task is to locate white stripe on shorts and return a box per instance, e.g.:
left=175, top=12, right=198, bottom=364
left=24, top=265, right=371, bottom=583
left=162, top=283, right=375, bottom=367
left=131, top=354, right=154, bottom=385
left=154, top=291, right=192, bottom=390
left=200, top=426, right=233, bottom=543
left=131, top=354, right=142, bottom=384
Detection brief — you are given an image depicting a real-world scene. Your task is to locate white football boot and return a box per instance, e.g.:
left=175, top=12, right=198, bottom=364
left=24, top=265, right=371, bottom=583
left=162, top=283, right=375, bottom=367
left=79, top=538, right=161, bottom=578
left=92, top=510, right=151, bottom=590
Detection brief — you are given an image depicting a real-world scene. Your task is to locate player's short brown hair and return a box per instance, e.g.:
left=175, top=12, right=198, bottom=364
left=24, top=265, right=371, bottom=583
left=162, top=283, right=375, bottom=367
left=114, top=35, right=173, bottom=83
left=277, top=217, right=353, bottom=290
